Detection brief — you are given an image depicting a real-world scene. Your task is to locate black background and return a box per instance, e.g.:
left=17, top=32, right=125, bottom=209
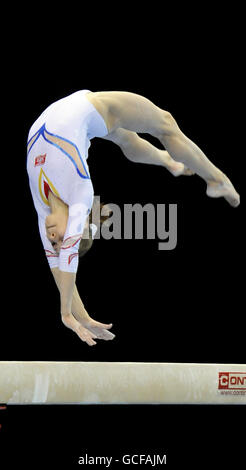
left=1, top=6, right=244, bottom=468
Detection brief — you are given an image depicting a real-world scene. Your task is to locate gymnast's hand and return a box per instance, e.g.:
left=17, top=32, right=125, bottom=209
left=79, top=318, right=115, bottom=341
left=61, top=313, right=98, bottom=346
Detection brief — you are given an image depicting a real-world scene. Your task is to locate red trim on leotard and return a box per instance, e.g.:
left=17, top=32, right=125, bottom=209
left=68, top=253, right=79, bottom=265
left=43, top=181, right=50, bottom=200
left=45, top=249, right=58, bottom=258
left=61, top=235, right=82, bottom=250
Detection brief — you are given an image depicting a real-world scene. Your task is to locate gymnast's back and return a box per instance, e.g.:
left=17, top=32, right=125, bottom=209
left=28, top=89, right=108, bottom=147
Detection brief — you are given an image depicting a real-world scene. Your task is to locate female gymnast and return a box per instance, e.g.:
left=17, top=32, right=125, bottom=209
left=27, top=90, right=240, bottom=346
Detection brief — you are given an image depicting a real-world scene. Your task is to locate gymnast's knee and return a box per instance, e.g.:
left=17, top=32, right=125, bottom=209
left=156, top=110, right=179, bottom=139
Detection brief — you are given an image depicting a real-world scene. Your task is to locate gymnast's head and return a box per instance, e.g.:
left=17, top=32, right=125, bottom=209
left=45, top=210, right=68, bottom=254
left=46, top=200, right=112, bottom=256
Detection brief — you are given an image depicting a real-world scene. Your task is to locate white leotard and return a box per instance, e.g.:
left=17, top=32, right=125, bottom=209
left=26, top=90, right=108, bottom=273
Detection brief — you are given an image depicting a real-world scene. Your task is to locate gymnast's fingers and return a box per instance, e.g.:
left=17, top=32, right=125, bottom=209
left=99, top=329, right=115, bottom=340
left=76, top=325, right=98, bottom=346
left=102, top=323, right=113, bottom=329
left=92, top=321, right=113, bottom=330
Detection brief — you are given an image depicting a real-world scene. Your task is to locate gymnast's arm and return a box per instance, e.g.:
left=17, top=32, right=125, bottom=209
left=38, top=216, right=98, bottom=346
left=57, top=269, right=76, bottom=318
left=50, top=267, right=90, bottom=321
left=50, top=267, right=97, bottom=345
left=38, top=216, right=89, bottom=321
left=38, top=217, right=75, bottom=316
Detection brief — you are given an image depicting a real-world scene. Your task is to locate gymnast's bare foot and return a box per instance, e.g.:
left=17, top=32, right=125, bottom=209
left=206, top=176, right=240, bottom=207
left=161, top=151, right=194, bottom=176
left=170, top=162, right=195, bottom=177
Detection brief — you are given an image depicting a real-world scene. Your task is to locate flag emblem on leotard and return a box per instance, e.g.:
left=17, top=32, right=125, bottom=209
left=35, top=154, right=46, bottom=167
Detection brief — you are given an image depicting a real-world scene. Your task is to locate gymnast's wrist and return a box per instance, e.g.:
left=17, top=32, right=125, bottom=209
left=74, top=308, right=90, bottom=321
left=61, top=310, right=72, bottom=318
left=60, top=297, right=72, bottom=317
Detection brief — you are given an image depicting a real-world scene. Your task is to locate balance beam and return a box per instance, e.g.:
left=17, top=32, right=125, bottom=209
left=0, top=362, right=245, bottom=404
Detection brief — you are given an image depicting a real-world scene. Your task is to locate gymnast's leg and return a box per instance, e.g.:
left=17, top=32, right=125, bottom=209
left=87, top=91, right=240, bottom=207
left=102, top=127, right=194, bottom=176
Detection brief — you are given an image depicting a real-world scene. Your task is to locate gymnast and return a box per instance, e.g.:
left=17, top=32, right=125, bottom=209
left=27, top=90, right=240, bottom=346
